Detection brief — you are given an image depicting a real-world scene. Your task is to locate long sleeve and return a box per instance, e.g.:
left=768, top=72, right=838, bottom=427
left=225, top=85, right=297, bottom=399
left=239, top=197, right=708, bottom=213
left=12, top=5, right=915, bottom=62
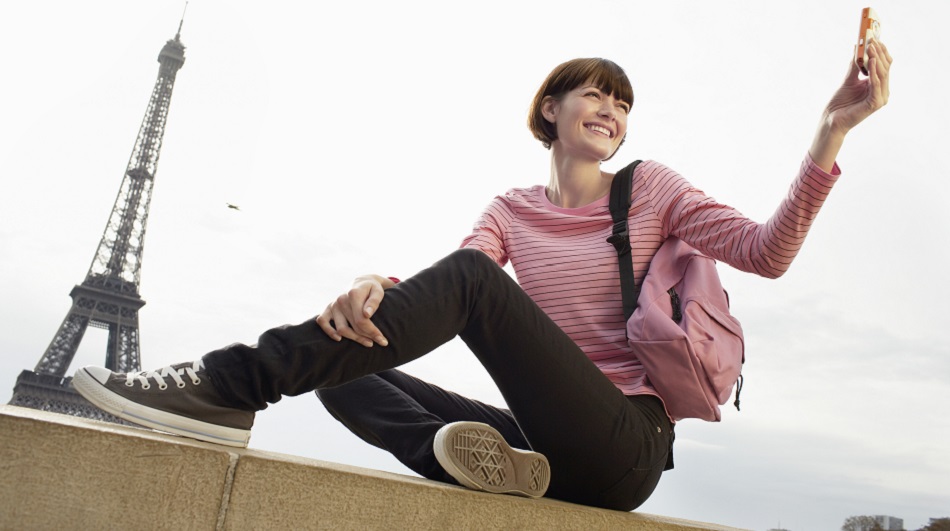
left=644, top=154, right=841, bottom=278
left=459, top=193, right=516, bottom=267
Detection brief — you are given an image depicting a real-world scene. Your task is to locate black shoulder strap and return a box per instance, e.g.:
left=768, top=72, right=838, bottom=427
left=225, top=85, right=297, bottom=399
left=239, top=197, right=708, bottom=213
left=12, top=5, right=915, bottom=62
left=606, top=160, right=642, bottom=322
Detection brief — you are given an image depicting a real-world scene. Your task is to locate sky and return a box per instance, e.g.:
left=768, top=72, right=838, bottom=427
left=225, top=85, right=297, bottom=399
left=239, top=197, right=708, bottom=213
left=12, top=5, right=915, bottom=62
left=1, top=1, right=947, bottom=530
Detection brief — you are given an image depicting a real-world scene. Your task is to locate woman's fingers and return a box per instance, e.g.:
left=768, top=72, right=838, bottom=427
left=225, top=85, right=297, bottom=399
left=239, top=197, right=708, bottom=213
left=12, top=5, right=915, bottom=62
left=315, top=305, right=341, bottom=341
left=344, top=283, right=388, bottom=346
left=315, top=278, right=390, bottom=348
left=334, top=292, right=375, bottom=347
left=865, top=40, right=891, bottom=114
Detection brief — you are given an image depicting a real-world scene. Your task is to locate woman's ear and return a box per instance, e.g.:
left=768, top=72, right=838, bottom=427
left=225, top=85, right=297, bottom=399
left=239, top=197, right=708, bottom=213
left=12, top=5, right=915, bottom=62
left=541, top=96, right=558, bottom=123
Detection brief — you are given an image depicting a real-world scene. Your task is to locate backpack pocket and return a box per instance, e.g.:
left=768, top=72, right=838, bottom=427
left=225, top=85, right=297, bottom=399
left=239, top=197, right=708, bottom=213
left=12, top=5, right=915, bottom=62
left=682, top=295, right=744, bottom=406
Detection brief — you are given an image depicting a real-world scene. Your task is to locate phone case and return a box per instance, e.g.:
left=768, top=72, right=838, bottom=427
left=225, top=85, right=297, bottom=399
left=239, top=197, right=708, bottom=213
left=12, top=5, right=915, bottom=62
left=856, top=7, right=881, bottom=76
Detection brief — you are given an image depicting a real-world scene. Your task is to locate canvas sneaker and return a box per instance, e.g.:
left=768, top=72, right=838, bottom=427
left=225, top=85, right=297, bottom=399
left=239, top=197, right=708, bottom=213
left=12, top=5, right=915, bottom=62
left=433, top=421, right=550, bottom=498
left=72, top=360, right=253, bottom=448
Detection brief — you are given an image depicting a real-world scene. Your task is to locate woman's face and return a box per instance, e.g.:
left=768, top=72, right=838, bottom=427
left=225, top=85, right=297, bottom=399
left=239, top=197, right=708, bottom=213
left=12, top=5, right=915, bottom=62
left=546, top=84, right=629, bottom=161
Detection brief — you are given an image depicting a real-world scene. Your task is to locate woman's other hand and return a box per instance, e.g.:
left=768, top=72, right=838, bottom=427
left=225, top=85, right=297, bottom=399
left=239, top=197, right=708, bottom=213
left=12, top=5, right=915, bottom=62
left=809, top=39, right=893, bottom=172
left=316, top=275, right=394, bottom=347
left=826, top=39, right=892, bottom=133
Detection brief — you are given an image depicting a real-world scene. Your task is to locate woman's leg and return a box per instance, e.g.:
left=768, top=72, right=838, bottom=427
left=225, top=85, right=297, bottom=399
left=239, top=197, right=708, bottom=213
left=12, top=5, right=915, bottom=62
left=76, top=248, right=671, bottom=510
left=316, top=369, right=527, bottom=484
left=204, top=248, right=671, bottom=509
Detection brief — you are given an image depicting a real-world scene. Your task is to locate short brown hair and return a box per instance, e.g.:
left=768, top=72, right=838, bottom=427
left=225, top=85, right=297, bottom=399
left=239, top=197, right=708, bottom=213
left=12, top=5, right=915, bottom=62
left=527, top=58, right=633, bottom=151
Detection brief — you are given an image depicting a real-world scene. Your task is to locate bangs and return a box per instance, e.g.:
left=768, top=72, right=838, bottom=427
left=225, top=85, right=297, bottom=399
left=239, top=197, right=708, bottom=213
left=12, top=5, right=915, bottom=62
left=551, top=58, right=633, bottom=107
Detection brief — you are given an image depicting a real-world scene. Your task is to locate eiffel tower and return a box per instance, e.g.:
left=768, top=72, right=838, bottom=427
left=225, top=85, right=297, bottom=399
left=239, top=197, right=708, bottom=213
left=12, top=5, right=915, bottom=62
left=8, top=18, right=187, bottom=422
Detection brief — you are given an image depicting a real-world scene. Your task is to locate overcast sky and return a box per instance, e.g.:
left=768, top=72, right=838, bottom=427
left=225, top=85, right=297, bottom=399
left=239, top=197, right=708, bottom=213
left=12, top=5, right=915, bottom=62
left=1, top=2, right=947, bottom=529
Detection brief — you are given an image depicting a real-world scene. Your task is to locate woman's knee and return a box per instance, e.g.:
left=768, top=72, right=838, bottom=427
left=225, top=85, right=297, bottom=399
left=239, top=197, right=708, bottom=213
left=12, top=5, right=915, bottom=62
left=442, top=248, right=507, bottom=283
left=444, top=247, right=494, bottom=268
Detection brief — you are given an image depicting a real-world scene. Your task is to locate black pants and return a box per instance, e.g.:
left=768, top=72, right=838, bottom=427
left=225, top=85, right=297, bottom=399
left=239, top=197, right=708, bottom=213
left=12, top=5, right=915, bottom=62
left=203, top=248, right=673, bottom=511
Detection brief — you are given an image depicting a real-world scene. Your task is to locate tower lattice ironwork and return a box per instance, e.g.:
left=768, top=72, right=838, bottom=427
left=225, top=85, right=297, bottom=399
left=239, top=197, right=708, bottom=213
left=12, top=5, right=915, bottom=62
left=9, top=21, right=187, bottom=421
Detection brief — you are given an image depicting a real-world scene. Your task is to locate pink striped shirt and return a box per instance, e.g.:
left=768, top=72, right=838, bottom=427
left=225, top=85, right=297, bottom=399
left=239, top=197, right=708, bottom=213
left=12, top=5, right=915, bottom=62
left=460, top=155, right=840, bottom=397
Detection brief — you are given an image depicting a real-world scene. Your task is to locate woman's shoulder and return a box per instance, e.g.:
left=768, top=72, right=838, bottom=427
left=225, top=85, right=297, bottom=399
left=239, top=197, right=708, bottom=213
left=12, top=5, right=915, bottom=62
left=627, top=159, right=692, bottom=191
left=502, top=184, right=545, bottom=197
left=472, top=185, right=546, bottom=222
left=629, top=159, right=677, bottom=179
left=490, top=184, right=545, bottom=206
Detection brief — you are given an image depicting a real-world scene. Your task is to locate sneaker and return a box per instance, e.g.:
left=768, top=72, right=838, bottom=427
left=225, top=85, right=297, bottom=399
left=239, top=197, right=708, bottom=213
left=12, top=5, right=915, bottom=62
left=72, top=360, right=253, bottom=448
left=433, top=421, right=550, bottom=498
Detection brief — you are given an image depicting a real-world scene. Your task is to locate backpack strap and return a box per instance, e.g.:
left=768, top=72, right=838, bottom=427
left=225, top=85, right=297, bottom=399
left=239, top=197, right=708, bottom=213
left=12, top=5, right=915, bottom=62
left=606, top=160, right=642, bottom=322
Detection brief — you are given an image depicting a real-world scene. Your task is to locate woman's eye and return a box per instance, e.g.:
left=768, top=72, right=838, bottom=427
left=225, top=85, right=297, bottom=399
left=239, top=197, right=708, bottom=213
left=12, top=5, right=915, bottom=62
left=585, top=91, right=601, bottom=98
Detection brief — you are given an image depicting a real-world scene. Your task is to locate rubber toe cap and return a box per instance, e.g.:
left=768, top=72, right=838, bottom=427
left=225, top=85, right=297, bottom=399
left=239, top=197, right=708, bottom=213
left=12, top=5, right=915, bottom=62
left=81, top=366, right=112, bottom=385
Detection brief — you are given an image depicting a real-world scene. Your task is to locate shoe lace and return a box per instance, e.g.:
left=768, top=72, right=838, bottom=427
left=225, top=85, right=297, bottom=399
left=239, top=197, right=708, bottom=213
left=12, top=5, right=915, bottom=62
left=125, top=360, right=204, bottom=391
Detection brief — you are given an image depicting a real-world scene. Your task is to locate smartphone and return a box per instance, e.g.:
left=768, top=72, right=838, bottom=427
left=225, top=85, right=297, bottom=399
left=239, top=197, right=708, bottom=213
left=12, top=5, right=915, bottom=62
left=855, top=7, right=882, bottom=76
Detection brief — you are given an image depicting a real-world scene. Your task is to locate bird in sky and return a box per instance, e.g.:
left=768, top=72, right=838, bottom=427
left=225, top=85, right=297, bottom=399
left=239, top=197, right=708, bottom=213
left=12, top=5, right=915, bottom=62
left=226, top=203, right=241, bottom=211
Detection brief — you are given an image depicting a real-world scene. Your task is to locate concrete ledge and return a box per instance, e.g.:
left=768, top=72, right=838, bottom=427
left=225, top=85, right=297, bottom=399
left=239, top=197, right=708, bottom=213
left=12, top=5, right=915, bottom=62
left=0, top=405, right=745, bottom=530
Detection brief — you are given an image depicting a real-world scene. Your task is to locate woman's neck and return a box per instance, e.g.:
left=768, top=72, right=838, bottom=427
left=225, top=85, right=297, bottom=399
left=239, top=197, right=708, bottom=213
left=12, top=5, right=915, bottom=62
left=545, top=153, right=612, bottom=209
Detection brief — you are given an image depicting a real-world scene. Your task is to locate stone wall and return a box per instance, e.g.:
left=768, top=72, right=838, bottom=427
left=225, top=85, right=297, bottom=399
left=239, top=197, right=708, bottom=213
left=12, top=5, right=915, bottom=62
left=0, top=405, right=745, bottom=530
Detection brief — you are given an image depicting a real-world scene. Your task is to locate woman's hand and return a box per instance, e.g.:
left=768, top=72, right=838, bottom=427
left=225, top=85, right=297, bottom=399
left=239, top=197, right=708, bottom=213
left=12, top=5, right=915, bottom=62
left=826, top=40, right=892, bottom=132
left=315, top=275, right=394, bottom=347
left=809, top=39, right=893, bottom=172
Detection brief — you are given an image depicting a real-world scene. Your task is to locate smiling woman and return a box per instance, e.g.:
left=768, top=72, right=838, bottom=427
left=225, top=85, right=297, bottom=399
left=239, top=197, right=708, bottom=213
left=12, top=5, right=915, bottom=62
left=537, top=74, right=632, bottom=207
left=528, top=58, right=633, bottom=152
left=71, top=47, right=891, bottom=513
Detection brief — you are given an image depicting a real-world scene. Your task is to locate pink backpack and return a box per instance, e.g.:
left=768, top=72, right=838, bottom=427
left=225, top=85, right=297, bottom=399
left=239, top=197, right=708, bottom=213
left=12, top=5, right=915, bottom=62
left=609, top=161, right=745, bottom=422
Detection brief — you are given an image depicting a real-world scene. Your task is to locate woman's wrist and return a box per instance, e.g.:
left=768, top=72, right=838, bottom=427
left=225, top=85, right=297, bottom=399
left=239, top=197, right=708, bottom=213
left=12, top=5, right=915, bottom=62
left=808, top=117, right=848, bottom=174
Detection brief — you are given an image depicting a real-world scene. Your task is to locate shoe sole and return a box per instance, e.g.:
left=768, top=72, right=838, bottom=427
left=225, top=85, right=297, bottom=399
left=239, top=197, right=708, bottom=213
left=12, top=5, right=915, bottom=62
left=433, top=421, right=550, bottom=498
left=72, top=368, right=251, bottom=448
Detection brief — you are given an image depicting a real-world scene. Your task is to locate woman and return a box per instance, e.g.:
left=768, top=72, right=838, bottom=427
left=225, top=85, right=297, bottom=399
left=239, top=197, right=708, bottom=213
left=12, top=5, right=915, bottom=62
left=73, top=41, right=891, bottom=512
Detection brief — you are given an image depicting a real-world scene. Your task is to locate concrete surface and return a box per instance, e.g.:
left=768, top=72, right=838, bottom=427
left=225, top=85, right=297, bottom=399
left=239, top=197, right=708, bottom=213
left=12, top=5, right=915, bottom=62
left=0, top=405, right=747, bottom=530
